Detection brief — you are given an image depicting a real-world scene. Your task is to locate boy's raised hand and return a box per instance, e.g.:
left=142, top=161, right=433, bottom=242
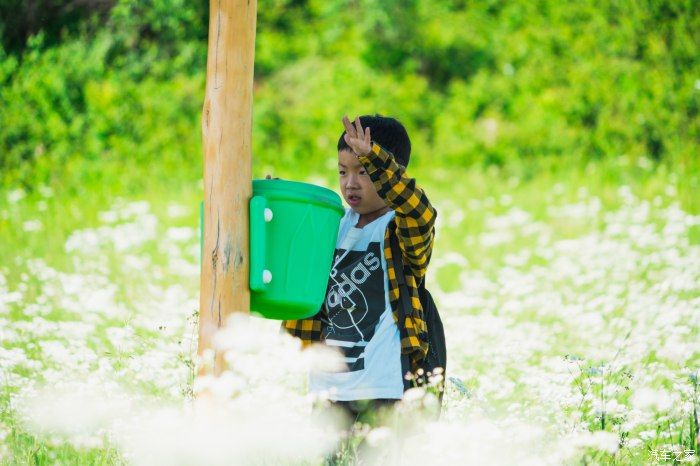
left=342, top=115, right=372, bottom=157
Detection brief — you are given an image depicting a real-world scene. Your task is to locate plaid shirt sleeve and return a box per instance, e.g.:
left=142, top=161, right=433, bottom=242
left=358, top=142, right=437, bottom=280
left=279, top=308, right=323, bottom=348
left=359, top=142, right=436, bottom=372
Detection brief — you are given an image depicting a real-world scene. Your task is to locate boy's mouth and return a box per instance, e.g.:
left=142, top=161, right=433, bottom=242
left=346, top=194, right=361, bottom=206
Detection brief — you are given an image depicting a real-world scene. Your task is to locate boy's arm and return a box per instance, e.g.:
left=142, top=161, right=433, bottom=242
left=358, top=142, right=437, bottom=279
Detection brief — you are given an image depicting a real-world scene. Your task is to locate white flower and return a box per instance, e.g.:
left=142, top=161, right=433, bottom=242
left=7, top=188, right=25, bottom=203
left=167, top=204, right=189, bottom=218
left=38, top=185, right=54, bottom=198
left=165, top=226, right=195, bottom=242
left=22, top=220, right=43, bottom=232
left=631, top=388, right=673, bottom=412
left=365, top=426, right=392, bottom=446
left=570, top=430, right=620, bottom=455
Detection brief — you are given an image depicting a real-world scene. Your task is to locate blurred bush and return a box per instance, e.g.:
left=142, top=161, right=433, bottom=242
left=0, top=0, right=698, bottom=189
left=0, top=0, right=114, bottom=53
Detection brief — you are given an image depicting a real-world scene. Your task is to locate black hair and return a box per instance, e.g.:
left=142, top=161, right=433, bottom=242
left=337, top=114, right=412, bottom=168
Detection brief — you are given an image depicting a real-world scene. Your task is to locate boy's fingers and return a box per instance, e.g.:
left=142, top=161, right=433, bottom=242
left=342, top=115, right=355, bottom=137
left=345, top=134, right=360, bottom=154
left=354, top=117, right=363, bottom=136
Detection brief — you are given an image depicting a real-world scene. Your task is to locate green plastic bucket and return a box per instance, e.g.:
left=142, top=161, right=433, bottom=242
left=200, top=179, right=344, bottom=320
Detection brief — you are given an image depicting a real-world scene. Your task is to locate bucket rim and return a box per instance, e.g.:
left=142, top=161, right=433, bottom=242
left=252, top=178, right=343, bottom=211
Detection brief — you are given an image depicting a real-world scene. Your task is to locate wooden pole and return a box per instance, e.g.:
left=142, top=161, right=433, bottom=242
left=199, top=0, right=257, bottom=377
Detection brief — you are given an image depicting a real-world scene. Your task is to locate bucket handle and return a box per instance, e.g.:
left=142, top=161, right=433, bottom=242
left=250, top=195, right=273, bottom=291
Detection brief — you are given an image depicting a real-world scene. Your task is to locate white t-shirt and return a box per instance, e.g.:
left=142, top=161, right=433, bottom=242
left=308, top=207, right=404, bottom=401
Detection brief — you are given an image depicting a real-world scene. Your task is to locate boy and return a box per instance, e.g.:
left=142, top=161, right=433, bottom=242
left=281, top=114, right=437, bottom=461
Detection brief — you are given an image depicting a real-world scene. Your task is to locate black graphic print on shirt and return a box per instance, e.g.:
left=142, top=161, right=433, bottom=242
left=322, top=240, right=386, bottom=372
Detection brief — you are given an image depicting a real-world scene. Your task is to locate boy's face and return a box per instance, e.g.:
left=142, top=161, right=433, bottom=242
left=338, top=149, right=387, bottom=215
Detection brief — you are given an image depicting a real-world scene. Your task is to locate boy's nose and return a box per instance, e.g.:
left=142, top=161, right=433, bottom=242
left=345, top=174, right=360, bottom=188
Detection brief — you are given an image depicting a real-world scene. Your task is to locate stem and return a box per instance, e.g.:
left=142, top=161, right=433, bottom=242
left=693, top=372, right=699, bottom=451
left=601, top=364, right=606, bottom=431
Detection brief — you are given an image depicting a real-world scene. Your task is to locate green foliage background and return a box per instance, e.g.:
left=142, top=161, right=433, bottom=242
left=1, top=0, right=698, bottom=192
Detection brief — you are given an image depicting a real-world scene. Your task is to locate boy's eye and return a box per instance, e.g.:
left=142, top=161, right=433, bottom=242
left=339, top=170, right=346, bottom=175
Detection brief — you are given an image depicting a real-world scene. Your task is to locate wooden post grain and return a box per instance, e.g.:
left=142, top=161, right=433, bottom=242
left=199, top=0, right=257, bottom=377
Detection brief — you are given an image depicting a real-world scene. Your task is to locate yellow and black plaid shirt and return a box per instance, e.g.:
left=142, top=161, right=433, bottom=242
left=281, top=142, right=437, bottom=373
